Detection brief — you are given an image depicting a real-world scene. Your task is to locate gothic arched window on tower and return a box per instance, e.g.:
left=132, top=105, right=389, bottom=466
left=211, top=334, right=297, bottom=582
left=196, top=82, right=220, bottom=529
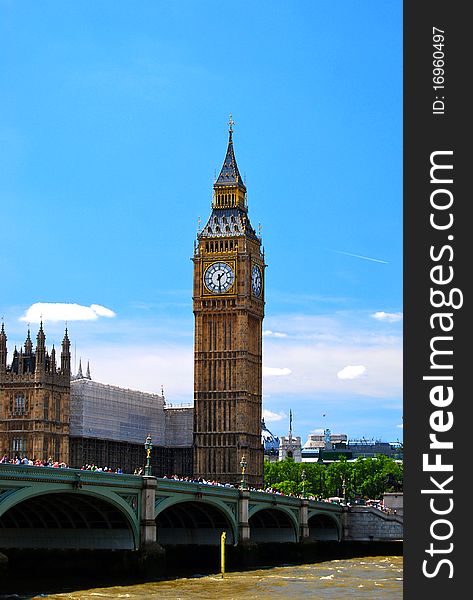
left=12, top=437, right=26, bottom=455
left=14, top=394, right=25, bottom=416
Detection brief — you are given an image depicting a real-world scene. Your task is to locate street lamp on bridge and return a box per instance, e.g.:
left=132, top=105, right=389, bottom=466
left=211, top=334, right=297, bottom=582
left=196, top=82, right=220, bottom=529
left=301, top=469, right=307, bottom=498
left=144, top=434, right=153, bottom=476
left=240, top=455, right=247, bottom=490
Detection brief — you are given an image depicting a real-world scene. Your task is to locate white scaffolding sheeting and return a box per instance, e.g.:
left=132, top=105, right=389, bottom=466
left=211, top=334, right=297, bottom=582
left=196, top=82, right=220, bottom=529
left=70, top=379, right=166, bottom=445
left=165, top=407, right=193, bottom=447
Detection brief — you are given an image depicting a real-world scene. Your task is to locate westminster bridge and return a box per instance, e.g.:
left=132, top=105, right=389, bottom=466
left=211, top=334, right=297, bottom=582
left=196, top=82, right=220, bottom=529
left=0, top=464, right=402, bottom=553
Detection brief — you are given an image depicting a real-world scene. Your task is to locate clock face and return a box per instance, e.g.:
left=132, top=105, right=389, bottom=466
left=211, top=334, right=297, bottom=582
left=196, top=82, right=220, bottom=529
left=252, top=264, right=262, bottom=297
left=204, top=262, right=235, bottom=294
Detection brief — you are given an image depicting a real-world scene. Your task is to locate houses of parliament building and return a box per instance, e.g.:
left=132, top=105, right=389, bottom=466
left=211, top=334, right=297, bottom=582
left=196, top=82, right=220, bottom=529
left=0, top=120, right=266, bottom=488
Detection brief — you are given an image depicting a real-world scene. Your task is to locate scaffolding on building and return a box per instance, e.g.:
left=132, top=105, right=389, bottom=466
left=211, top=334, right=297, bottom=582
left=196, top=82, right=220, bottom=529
left=69, top=378, right=193, bottom=476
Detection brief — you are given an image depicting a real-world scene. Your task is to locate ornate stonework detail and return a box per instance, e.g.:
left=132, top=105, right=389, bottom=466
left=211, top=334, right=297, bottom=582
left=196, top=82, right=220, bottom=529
left=117, top=493, right=139, bottom=514
left=224, top=501, right=237, bottom=517
left=155, top=496, right=170, bottom=509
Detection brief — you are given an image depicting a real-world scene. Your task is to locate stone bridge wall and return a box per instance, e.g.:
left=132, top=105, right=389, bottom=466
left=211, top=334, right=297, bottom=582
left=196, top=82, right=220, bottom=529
left=342, top=506, right=403, bottom=541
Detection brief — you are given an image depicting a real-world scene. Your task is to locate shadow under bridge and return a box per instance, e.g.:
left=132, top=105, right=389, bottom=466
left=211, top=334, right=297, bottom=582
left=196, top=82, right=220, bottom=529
left=156, top=499, right=236, bottom=545
left=0, top=491, right=136, bottom=550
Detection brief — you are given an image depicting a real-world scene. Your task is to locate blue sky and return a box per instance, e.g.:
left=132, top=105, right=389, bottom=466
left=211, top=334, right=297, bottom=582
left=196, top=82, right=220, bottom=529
left=0, top=1, right=402, bottom=445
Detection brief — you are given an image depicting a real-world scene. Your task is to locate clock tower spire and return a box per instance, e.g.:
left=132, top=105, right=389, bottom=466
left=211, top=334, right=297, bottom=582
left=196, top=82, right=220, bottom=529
left=193, top=117, right=265, bottom=488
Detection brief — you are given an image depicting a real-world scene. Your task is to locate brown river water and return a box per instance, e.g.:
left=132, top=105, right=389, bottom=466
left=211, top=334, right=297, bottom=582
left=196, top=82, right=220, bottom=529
left=26, top=556, right=403, bottom=599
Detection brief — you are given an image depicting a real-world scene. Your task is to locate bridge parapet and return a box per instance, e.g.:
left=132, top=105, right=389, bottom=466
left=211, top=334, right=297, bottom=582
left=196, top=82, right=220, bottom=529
left=0, top=464, right=141, bottom=490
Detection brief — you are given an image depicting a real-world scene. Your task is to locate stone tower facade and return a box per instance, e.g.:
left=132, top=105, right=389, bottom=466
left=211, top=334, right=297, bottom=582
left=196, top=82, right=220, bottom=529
left=0, top=323, right=71, bottom=463
left=193, top=118, right=265, bottom=488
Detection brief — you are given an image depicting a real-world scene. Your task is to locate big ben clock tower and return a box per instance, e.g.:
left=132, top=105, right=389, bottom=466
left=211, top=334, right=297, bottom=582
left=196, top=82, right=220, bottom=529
left=193, top=117, right=265, bottom=488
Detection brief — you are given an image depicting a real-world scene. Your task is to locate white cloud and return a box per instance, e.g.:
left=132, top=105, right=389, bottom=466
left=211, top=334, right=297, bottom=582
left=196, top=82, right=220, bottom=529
left=20, top=302, right=116, bottom=323
left=263, top=330, right=287, bottom=338
left=372, top=311, right=403, bottom=323
left=90, top=304, right=116, bottom=318
left=263, top=366, right=292, bottom=377
left=337, top=365, right=367, bottom=380
left=262, top=409, right=286, bottom=422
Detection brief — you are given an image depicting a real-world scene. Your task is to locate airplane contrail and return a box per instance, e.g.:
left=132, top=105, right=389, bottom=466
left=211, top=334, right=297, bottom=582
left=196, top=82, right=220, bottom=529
left=330, top=249, right=389, bottom=264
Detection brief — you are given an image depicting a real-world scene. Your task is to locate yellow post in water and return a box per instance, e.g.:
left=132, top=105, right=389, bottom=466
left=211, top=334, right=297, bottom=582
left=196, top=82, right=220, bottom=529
left=221, top=531, right=226, bottom=578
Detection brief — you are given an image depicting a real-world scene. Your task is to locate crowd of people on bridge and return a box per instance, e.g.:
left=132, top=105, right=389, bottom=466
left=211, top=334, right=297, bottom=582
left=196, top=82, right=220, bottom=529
left=1, top=454, right=68, bottom=468
left=0, top=454, right=124, bottom=473
left=161, top=473, right=304, bottom=497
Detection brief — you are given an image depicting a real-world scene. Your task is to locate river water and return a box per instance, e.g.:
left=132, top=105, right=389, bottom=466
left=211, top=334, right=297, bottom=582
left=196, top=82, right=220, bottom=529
left=26, top=556, right=402, bottom=599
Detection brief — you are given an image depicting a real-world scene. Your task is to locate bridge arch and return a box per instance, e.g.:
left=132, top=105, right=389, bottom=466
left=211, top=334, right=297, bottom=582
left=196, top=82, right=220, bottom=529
left=308, top=511, right=341, bottom=541
left=0, top=487, right=139, bottom=550
left=248, top=506, right=298, bottom=543
left=155, top=498, right=237, bottom=545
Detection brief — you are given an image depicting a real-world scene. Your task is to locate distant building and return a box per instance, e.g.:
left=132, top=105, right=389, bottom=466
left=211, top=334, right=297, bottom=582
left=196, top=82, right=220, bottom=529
left=278, top=410, right=302, bottom=462
left=302, top=428, right=348, bottom=460
left=301, top=428, right=401, bottom=462
left=346, top=439, right=400, bottom=459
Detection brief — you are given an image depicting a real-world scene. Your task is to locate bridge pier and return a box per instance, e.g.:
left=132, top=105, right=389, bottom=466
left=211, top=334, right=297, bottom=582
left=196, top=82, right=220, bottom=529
left=138, top=476, right=166, bottom=577
left=140, top=476, right=157, bottom=546
left=299, top=498, right=309, bottom=540
left=238, top=488, right=250, bottom=542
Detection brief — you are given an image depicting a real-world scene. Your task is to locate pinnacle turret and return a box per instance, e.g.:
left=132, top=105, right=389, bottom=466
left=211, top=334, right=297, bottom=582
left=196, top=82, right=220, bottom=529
left=24, top=329, right=33, bottom=354
left=35, top=321, right=46, bottom=373
left=0, top=322, right=6, bottom=372
left=214, top=114, right=246, bottom=192
left=61, top=327, right=71, bottom=375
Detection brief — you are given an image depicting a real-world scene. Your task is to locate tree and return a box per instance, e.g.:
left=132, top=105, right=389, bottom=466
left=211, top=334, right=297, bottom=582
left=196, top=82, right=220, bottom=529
left=263, top=455, right=403, bottom=500
left=264, top=459, right=327, bottom=497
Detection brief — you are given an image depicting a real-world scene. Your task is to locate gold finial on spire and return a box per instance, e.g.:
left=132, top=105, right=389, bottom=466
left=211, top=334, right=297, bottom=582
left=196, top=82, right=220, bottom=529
left=228, top=113, right=235, bottom=133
